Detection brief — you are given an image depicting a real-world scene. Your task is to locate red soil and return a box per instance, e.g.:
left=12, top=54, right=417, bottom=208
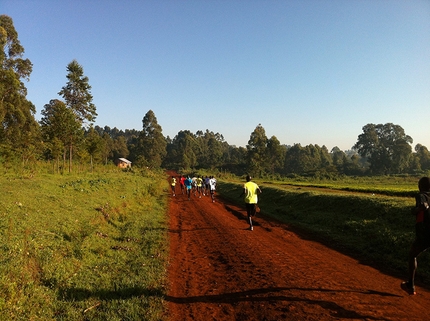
left=166, top=176, right=430, bottom=321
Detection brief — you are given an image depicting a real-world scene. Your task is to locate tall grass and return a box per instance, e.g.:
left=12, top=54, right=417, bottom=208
left=0, top=167, right=169, bottom=320
left=217, top=179, right=430, bottom=284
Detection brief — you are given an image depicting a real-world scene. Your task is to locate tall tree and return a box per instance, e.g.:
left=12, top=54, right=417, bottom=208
left=266, top=135, right=285, bottom=175
left=131, top=110, right=166, bottom=168
left=354, top=123, right=413, bottom=174
left=58, top=60, right=97, bottom=124
left=246, top=124, right=268, bottom=177
left=57, top=60, right=96, bottom=171
left=0, top=15, right=39, bottom=160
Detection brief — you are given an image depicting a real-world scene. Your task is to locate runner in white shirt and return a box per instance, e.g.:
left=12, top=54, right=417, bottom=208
left=209, top=176, right=217, bottom=202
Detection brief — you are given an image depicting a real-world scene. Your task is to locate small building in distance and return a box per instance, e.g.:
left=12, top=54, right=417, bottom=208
left=115, top=158, right=132, bottom=169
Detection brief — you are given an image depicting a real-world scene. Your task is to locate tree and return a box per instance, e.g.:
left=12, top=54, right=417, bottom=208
left=206, top=135, right=223, bottom=169
left=266, top=136, right=285, bottom=175
left=112, top=136, right=129, bottom=160
left=85, top=126, right=104, bottom=172
left=195, top=130, right=224, bottom=169
left=100, top=132, right=113, bottom=165
left=165, top=130, right=198, bottom=170
left=130, top=110, right=166, bottom=168
left=0, top=15, right=39, bottom=161
left=246, top=124, right=268, bottom=177
left=40, top=99, right=83, bottom=173
left=221, top=145, right=247, bottom=175
left=353, top=123, right=413, bottom=174
left=56, top=60, right=96, bottom=171
left=331, top=146, right=348, bottom=174
left=415, top=144, right=430, bottom=171
left=58, top=60, right=97, bottom=124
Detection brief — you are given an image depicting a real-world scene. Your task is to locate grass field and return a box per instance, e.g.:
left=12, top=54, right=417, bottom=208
left=216, top=175, right=430, bottom=285
left=0, top=168, right=170, bottom=321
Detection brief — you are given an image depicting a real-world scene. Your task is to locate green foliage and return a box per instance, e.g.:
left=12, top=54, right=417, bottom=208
left=0, top=15, right=40, bottom=161
left=217, top=177, right=430, bottom=283
left=0, top=169, right=169, bottom=320
left=58, top=60, right=97, bottom=124
left=246, top=124, right=268, bottom=176
left=40, top=99, right=83, bottom=161
left=129, top=110, right=166, bottom=168
left=354, top=123, right=413, bottom=174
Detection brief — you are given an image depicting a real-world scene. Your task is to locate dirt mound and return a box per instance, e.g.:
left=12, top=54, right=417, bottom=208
left=166, top=177, right=430, bottom=321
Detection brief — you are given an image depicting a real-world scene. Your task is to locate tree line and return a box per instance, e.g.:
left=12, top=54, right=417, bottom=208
left=1, top=15, right=429, bottom=177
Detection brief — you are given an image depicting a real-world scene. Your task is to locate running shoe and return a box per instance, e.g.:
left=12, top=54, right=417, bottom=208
left=401, top=281, right=416, bottom=295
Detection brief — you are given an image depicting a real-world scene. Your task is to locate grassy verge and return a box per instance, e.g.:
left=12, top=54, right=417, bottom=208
left=0, top=168, right=169, bottom=320
left=222, top=174, right=419, bottom=197
left=217, top=179, right=430, bottom=285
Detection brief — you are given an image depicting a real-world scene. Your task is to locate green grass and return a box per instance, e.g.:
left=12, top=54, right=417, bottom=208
left=217, top=178, right=430, bottom=285
left=225, top=174, right=420, bottom=197
left=0, top=168, right=170, bottom=321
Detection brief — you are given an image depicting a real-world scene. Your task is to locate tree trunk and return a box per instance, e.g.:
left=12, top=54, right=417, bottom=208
left=69, top=144, right=72, bottom=173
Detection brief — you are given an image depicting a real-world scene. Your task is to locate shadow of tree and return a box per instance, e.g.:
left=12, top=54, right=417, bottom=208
left=165, top=286, right=400, bottom=320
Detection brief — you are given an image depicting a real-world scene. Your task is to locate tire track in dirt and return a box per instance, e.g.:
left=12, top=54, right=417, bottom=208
left=166, top=177, right=430, bottom=321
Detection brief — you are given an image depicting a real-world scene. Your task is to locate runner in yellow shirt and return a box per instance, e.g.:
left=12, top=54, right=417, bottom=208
left=241, top=175, right=262, bottom=231
left=170, top=176, right=176, bottom=196
left=196, top=176, right=204, bottom=198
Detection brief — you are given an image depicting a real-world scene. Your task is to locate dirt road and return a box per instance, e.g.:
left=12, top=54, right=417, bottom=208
left=166, top=179, right=430, bottom=321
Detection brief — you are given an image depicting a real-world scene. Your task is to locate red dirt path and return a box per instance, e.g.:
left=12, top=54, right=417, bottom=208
left=166, top=177, right=430, bottom=321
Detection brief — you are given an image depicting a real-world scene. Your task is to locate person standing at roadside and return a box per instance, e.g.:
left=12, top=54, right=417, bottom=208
left=240, top=175, right=262, bottom=231
left=401, top=176, right=430, bottom=295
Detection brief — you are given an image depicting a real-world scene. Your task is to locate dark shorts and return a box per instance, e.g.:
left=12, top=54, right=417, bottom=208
left=246, top=203, right=257, bottom=217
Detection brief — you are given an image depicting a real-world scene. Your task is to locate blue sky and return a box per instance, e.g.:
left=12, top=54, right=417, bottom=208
left=3, top=0, right=430, bottom=151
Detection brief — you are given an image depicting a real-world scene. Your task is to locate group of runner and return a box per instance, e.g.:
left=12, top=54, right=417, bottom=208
left=170, top=175, right=217, bottom=202
left=170, top=173, right=263, bottom=232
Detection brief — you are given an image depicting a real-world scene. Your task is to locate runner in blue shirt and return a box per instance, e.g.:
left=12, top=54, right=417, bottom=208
left=184, top=176, right=193, bottom=200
